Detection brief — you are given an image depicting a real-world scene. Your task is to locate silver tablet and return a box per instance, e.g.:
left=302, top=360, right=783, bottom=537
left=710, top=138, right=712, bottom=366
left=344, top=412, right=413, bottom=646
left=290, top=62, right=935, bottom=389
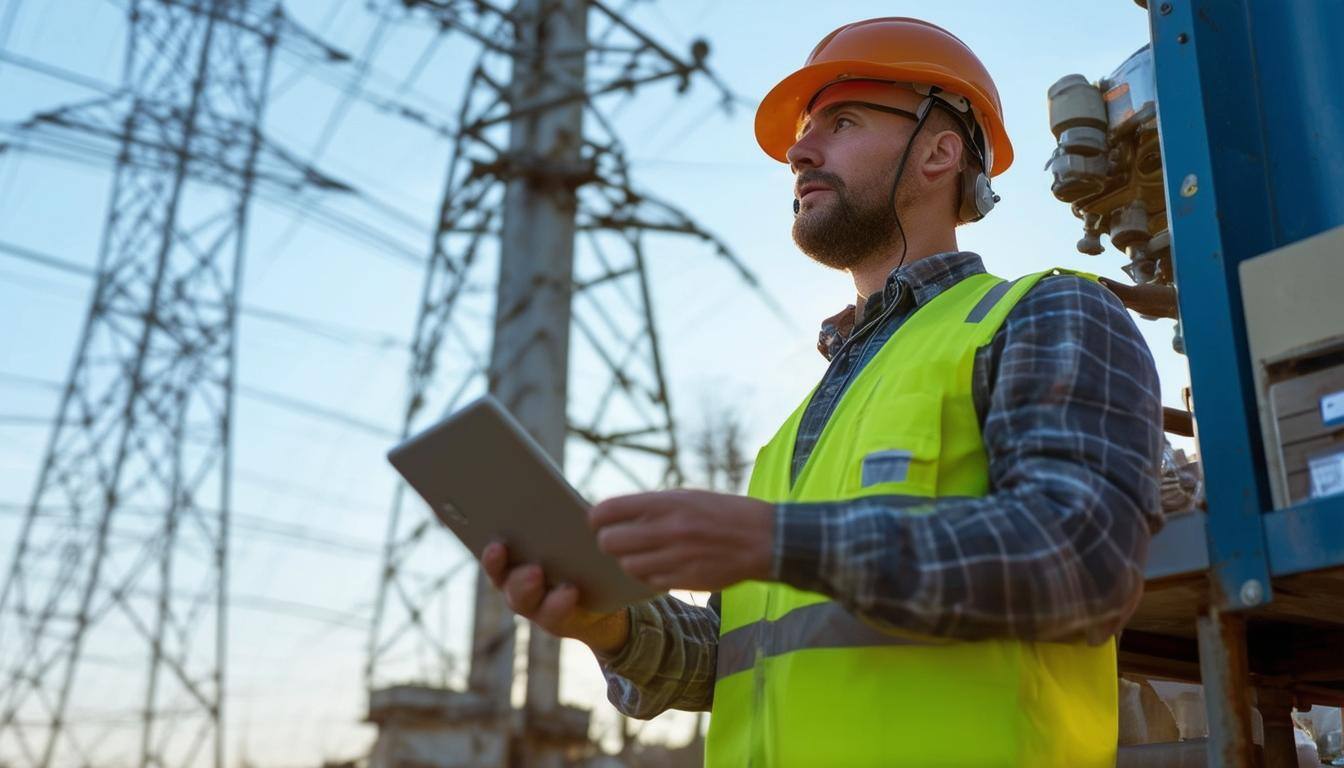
left=387, top=394, right=658, bottom=613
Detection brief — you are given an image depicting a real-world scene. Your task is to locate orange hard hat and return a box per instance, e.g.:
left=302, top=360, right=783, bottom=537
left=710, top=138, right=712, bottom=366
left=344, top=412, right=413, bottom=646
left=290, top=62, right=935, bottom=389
left=755, top=17, right=1014, bottom=177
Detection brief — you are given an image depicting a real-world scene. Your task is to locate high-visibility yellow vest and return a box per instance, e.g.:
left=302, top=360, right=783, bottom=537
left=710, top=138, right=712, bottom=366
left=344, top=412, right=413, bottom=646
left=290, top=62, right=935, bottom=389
left=705, top=269, right=1118, bottom=767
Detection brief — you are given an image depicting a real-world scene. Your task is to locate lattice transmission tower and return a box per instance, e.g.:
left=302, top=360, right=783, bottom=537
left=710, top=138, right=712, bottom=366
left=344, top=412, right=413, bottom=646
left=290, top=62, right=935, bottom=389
left=364, top=0, right=758, bottom=764
left=0, top=2, right=346, bottom=767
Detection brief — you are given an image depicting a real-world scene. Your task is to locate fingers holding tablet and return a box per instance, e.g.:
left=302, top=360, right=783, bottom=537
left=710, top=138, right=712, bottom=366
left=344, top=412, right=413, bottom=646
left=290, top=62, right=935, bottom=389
left=484, top=542, right=550, bottom=615
left=481, top=541, right=510, bottom=589
left=481, top=541, right=630, bottom=657
left=587, top=489, right=776, bottom=592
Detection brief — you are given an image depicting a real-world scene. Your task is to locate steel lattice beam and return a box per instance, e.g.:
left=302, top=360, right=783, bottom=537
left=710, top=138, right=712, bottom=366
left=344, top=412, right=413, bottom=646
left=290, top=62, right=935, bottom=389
left=0, top=3, right=293, bottom=767
left=364, top=3, right=757, bottom=753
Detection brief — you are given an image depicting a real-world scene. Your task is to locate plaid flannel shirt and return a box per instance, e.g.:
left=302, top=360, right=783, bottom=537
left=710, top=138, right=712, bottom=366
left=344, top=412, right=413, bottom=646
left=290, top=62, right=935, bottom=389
left=598, top=251, right=1164, bottom=719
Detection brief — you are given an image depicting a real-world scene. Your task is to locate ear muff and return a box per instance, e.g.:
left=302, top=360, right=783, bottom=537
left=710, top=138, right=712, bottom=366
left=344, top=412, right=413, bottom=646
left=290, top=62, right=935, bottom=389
left=919, top=91, right=998, bottom=224
left=959, top=170, right=998, bottom=223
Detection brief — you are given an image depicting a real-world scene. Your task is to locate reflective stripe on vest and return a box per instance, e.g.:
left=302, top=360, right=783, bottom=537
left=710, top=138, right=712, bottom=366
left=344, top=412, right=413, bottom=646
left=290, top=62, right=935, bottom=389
left=717, top=594, right=933, bottom=680
left=704, top=268, right=1118, bottom=768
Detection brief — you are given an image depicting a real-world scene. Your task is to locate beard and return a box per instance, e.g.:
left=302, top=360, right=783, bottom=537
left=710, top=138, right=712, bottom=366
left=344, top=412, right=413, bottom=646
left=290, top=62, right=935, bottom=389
left=791, top=169, right=901, bottom=271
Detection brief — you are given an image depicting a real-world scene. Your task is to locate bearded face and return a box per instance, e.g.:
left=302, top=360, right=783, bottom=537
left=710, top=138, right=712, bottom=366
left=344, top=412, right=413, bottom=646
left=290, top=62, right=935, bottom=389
left=791, top=165, right=902, bottom=271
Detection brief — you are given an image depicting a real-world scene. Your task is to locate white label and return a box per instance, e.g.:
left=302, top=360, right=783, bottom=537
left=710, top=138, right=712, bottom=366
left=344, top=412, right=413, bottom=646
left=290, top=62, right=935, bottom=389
left=1308, top=450, right=1344, bottom=499
left=1322, top=390, right=1344, bottom=427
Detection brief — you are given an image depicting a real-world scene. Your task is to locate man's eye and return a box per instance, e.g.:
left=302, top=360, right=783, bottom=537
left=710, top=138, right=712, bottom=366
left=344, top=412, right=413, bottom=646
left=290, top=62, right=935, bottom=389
left=833, top=117, right=855, bottom=132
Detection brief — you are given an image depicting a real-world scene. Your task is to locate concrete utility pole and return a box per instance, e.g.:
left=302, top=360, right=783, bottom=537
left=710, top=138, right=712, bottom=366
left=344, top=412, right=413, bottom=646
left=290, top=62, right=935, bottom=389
left=473, top=0, right=587, bottom=763
left=365, top=0, right=749, bottom=764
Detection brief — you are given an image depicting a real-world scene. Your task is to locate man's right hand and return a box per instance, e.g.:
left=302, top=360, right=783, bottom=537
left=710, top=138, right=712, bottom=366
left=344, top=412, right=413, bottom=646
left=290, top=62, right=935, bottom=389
left=481, top=541, right=630, bottom=658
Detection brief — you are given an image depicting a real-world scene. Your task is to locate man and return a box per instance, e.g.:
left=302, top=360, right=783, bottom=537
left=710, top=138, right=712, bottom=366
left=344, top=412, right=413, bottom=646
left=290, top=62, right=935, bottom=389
left=482, top=17, right=1163, bottom=767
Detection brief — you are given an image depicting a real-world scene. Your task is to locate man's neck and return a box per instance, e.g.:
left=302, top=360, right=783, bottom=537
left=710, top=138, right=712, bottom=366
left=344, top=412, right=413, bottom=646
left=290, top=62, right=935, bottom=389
left=851, top=226, right=959, bottom=304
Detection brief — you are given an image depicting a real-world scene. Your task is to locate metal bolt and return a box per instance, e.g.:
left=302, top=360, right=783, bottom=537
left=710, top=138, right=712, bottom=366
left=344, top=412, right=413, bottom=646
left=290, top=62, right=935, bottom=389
left=1177, top=32, right=1189, bottom=44
left=1180, top=173, right=1199, bottom=197
left=1240, top=579, right=1264, bottom=607
left=1160, top=2, right=1172, bottom=14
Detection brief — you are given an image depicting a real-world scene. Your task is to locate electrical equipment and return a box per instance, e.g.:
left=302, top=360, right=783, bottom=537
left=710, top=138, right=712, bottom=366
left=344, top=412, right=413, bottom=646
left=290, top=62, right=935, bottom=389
left=1239, top=224, right=1344, bottom=508
left=1047, top=46, right=1169, bottom=287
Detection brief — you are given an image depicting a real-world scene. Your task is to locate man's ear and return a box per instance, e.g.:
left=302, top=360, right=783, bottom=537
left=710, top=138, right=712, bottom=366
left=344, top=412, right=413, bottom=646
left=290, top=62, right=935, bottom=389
left=920, top=129, right=966, bottom=184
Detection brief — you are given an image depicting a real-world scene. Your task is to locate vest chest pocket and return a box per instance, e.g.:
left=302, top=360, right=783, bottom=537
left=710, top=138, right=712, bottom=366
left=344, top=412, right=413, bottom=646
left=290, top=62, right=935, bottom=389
left=849, top=390, right=943, bottom=500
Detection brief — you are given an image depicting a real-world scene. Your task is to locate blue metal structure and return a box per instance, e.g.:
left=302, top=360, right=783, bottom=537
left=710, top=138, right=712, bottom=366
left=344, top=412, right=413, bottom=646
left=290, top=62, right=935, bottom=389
left=1141, top=2, right=1344, bottom=766
left=1150, top=0, right=1344, bottom=604
left=1149, top=0, right=1275, bottom=613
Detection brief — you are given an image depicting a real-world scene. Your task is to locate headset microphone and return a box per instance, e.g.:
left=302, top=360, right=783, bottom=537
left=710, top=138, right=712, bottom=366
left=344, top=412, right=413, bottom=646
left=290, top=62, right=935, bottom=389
left=793, top=198, right=801, bottom=215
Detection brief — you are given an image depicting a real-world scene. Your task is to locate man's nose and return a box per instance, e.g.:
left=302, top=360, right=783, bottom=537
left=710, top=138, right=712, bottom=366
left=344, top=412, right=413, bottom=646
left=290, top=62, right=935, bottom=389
left=786, top=133, right=822, bottom=173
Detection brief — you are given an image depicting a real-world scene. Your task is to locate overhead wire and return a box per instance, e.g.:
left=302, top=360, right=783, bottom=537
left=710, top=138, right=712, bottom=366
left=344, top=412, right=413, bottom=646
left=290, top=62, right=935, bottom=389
left=0, top=36, right=437, bottom=271
left=0, top=1, right=424, bottom=750
left=0, top=49, right=120, bottom=94
left=1, top=7, right=773, bottom=756
left=0, top=126, right=430, bottom=270
left=0, top=365, right=401, bottom=447
left=0, top=0, right=24, bottom=76
left=0, top=370, right=61, bottom=391
left=236, top=384, right=400, bottom=441
left=7, top=561, right=373, bottom=631
left=250, top=10, right=399, bottom=277
left=233, top=467, right=391, bottom=518
left=0, top=501, right=383, bottom=559
left=0, top=237, right=91, bottom=275
left=0, top=414, right=48, bottom=426
left=309, top=14, right=393, bottom=162
left=0, top=238, right=414, bottom=351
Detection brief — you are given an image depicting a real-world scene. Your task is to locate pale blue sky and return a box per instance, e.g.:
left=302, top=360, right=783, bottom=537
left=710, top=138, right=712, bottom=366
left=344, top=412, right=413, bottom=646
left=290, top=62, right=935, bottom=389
left=0, top=1, right=1173, bottom=763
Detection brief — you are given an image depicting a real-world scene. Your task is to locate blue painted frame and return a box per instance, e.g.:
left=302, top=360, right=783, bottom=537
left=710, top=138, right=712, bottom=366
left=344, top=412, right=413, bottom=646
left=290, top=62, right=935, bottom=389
left=1139, top=4, right=1343, bottom=763
left=1149, top=0, right=1344, bottom=609
left=1264, top=495, right=1344, bottom=578
left=1143, top=495, right=1344, bottom=582
left=1149, top=0, right=1276, bottom=611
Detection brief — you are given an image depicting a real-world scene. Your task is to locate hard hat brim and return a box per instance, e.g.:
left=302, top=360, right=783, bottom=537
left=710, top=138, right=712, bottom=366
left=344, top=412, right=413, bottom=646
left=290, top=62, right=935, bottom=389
left=755, top=59, right=1014, bottom=176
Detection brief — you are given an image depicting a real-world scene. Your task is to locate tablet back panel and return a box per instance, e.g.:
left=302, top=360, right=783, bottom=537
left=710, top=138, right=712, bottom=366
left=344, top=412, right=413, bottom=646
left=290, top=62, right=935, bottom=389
left=388, top=395, right=656, bottom=613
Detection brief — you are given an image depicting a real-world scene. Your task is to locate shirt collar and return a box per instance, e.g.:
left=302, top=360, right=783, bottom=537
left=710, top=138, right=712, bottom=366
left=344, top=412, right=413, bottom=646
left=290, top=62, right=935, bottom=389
left=816, top=251, right=987, bottom=360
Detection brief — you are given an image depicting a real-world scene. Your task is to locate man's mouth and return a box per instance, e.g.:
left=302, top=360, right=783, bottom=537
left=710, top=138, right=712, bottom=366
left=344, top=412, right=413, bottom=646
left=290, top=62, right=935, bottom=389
left=796, top=182, right=833, bottom=200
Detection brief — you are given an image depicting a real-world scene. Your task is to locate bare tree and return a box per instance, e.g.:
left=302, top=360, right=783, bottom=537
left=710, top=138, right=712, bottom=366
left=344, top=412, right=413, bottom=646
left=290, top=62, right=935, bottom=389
left=690, top=405, right=752, bottom=493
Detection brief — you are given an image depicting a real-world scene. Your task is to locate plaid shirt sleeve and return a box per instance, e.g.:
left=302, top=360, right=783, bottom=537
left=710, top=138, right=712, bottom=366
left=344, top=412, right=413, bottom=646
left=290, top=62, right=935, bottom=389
left=597, top=593, right=719, bottom=718
left=774, top=275, right=1164, bottom=645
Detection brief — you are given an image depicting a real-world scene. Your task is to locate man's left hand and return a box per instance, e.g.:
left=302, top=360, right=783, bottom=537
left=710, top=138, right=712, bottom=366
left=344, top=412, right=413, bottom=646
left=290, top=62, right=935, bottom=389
left=589, top=489, right=776, bottom=592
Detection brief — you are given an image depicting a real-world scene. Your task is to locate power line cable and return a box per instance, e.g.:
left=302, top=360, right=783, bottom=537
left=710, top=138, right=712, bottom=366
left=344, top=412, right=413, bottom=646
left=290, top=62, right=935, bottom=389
left=236, top=305, right=409, bottom=351
left=0, top=48, right=120, bottom=94
left=0, top=501, right=384, bottom=558
left=0, top=131, right=429, bottom=267
left=0, top=237, right=91, bottom=275
left=237, top=384, right=400, bottom=440
left=0, top=40, right=447, bottom=272
left=233, top=467, right=392, bottom=517
left=0, top=239, right=414, bottom=351
left=0, top=368, right=402, bottom=441
left=0, top=370, right=61, bottom=391
left=0, top=1, right=25, bottom=77
left=7, top=563, right=373, bottom=631
left=250, top=12, right=397, bottom=278
left=0, top=414, right=48, bottom=426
